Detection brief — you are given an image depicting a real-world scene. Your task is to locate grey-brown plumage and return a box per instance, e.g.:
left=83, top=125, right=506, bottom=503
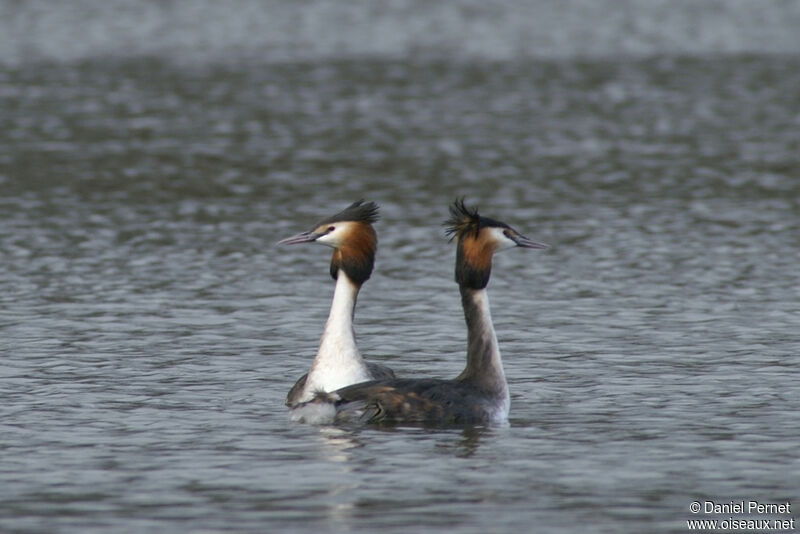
left=326, top=287, right=508, bottom=425
left=294, top=199, right=547, bottom=426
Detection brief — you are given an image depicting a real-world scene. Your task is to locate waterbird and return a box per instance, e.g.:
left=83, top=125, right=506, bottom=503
left=279, top=200, right=396, bottom=414
left=292, top=199, right=547, bottom=426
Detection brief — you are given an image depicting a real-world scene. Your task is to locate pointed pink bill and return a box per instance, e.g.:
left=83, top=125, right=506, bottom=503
left=277, top=231, right=321, bottom=245
left=512, top=233, right=548, bottom=250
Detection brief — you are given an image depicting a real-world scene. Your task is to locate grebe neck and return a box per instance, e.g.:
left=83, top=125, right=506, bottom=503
left=301, top=271, right=371, bottom=401
left=456, top=286, right=508, bottom=398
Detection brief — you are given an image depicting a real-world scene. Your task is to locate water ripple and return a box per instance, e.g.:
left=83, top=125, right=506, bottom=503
left=1, top=55, right=799, bottom=533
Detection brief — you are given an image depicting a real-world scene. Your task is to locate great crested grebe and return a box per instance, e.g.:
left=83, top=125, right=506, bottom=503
left=279, top=200, right=395, bottom=411
left=292, top=199, right=548, bottom=426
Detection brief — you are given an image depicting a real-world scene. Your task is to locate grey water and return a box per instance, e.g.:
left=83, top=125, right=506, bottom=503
left=2, top=2, right=800, bottom=533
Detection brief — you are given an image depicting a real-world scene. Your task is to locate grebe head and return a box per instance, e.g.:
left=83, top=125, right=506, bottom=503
left=445, top=199, right=547, bottom=289
left=278, top=200, right=379, bottom=285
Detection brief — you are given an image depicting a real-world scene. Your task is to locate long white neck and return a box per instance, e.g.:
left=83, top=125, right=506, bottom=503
left=456, top=287, right=509, bottom=405
left=300, top=272, right=372, bottom=401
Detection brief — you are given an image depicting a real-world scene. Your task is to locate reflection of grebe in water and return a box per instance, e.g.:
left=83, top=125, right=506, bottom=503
left=295, top=200, right=547, bottom=426
left=279, top=200, right=395, bottom=414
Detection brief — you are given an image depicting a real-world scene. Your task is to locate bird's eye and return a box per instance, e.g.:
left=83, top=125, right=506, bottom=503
left=327, top=226, right=335, bottom=233
left=503, top=229, right=512, bottom=238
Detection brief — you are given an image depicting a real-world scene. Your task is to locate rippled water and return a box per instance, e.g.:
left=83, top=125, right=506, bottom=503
left=2, top=4, right=800, bottom=533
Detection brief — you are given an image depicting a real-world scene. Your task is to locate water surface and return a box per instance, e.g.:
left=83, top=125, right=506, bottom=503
left=2, top=5, right=800, bottom=534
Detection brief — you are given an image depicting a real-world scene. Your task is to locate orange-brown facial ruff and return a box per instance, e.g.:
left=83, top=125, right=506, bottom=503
left=446, top=199, right=509, bottom=289
left=455, top=231, right=498, bottom=289
left=328, top=222, right=377, bottom=285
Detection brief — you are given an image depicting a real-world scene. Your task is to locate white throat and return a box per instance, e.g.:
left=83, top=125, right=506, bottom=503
left=299, top=272, right=372, bottom=402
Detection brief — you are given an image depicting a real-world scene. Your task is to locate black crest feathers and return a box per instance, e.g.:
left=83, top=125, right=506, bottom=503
left=445, top=198, right=509, bottom=242
left=445, top=198, right=481, bottom=241
left=318, top=199, right=379, bottom=227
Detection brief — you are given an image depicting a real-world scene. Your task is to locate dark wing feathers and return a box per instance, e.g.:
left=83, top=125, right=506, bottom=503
left=331, top=378, right=490, bottom=425
left=285, top=373, right=309, bottom=407
left=366, top=361, right=396, bottom=380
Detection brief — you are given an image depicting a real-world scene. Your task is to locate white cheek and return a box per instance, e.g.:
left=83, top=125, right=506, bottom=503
left=315, top=222, right=353, bottom=248
left=489, top=227, right=517, bottom=251
left=315, top=233, right=336, bottom=247
left=315, top=232, right=340, bottom=248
